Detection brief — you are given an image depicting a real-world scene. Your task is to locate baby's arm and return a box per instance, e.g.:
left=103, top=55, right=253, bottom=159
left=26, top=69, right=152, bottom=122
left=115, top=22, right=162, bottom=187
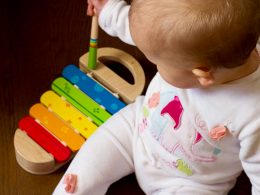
left=87, top=0, right=134, bottom=45
left=239, top=128, right=260, bottom=194
left=53, top=97, right=144, bottom=194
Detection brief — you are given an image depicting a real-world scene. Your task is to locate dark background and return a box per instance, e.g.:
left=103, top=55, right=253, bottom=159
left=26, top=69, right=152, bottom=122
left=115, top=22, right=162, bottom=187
left=0, top=0, right=250, bottom=194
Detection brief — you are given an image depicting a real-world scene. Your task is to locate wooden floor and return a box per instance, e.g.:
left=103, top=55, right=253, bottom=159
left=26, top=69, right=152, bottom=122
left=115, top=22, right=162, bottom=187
left=0, top=0, right=251, bottom=194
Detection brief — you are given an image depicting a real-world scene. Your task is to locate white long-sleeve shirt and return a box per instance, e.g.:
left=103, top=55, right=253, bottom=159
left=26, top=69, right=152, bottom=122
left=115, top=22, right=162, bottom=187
left=98, top=1, right=260, bottom=194
left=138, top=69, right=260, bottom=194
left=99, top=0, right=134, bottom=45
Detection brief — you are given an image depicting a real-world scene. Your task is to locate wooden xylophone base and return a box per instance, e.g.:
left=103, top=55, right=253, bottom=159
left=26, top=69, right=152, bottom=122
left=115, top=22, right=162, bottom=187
left=14, top=48, right=145, bottom=175
left=14, top=129, right=74, bottom=175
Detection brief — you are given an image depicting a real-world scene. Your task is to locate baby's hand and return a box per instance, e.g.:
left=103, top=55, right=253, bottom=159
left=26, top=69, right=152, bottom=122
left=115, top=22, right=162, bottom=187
left=87, top=0, right=108, bottom=16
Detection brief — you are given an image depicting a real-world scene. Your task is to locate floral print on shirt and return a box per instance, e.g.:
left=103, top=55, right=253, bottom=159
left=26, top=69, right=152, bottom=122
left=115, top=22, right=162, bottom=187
left=139, top=91, right=222, bottom=176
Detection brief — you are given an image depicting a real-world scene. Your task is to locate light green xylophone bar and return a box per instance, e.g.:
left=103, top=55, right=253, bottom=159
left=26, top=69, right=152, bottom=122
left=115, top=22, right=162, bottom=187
left=51, top=77, right=111, bottom=126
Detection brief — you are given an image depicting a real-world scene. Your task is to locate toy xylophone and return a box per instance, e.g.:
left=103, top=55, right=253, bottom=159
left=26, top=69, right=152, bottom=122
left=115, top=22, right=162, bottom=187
left=14, top=48, right=145, bottom=174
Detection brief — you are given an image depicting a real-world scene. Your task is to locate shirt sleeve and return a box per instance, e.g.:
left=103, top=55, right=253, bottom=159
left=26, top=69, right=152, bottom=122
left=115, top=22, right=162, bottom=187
left=239, top=126, right=260, bottom=195
left=98, top=0, right=135, bottom=45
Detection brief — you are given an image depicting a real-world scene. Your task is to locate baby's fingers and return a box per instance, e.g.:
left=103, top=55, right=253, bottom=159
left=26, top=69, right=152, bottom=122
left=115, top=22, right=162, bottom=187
left=87, top=4, right=95, bottom=16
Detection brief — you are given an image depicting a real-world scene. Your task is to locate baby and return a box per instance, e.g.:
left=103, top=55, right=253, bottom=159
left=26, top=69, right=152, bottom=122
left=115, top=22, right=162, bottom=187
left=54, top=0, right=260, bottom=194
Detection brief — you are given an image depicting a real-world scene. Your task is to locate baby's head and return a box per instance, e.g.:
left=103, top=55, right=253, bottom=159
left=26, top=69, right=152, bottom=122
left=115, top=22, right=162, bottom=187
left=129, top=0, right=260, bottom=88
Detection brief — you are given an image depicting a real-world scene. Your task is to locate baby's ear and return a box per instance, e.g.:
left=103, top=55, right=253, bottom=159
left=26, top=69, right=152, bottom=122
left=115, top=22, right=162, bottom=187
left=192, top=67, right=214, bottom=87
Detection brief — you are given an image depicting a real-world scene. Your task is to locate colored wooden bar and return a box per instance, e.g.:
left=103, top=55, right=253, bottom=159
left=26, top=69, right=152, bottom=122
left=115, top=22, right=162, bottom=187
left=29, top=103, right=85, bottom=152
left=62, top=64, right=126, bottom=114
left=40, top=90, right=97, bottom=139
left=19, top=116, right=71, bottom=163
left=51, top=77, right=111, bottom=126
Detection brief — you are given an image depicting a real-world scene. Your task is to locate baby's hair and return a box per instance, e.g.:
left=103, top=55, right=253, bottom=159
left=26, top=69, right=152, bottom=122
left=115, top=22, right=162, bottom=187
left=129, top=0, right=260, bottom=68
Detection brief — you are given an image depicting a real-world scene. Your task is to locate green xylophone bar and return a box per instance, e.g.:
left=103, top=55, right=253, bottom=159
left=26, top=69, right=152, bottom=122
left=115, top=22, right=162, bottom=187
left=51, top=77, right=111, bottom=126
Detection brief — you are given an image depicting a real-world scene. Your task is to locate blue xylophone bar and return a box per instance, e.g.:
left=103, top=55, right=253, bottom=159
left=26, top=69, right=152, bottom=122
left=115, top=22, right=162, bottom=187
left=62, top=64, right=126, bottom=114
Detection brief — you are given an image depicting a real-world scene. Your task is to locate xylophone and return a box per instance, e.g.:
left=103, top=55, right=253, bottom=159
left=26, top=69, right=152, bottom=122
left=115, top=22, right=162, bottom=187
left=14, top=47, right=145, bottom=174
